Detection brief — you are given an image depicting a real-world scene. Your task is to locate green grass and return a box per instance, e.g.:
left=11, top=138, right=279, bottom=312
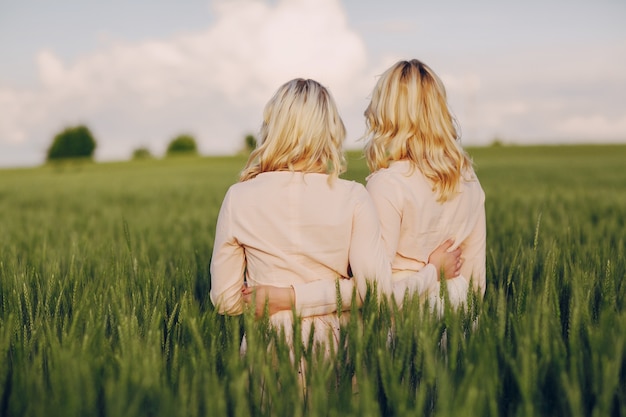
left=0, top=145, right=625, bottom=416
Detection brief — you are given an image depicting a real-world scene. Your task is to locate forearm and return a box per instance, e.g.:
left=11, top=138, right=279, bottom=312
left=292, top=278, right=358, bottom=317
left=391, top=264, right=439, bottom=306
left=210, top=189, right=246, bottom=315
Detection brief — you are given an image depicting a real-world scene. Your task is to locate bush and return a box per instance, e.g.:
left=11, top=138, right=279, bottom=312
left=132, top=147, right=153, bottom=160
left=47, top=125, right=97, bottom=161
left=166, top=134, right=198, bottom=156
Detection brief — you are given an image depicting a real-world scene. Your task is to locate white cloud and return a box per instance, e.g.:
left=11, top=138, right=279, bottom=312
left=441, top=73, right=481, bottom=95
left=363, top=19, right=415, bottom=34
left=38, top=50, right=65, bottom=88
left=0, top=0, right=370, bottom=165
left=0, top=90, right=28, bottom=144
left=555, top=113, right=626, bottom=140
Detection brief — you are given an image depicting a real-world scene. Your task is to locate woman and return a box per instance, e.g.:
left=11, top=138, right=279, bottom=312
left=210, top=78, right=461, bottom=348
left=248, top=59, right=485, bottom=315
left=363, top=58, right=485, bottom=309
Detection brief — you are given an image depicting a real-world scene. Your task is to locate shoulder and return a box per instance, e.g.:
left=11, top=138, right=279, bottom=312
left=223, top=180, right=247, bottom=199
left=221, top=176, right=264, bottom=206
left=366, top=161, right=414, bottom=195
left=460, top=168, right=486, bottom=203
left=227, top=172, right=281, bottom=195
left=366, top=167, right=394, bottom=189
left=462, top=167, right=485, bottom=191
left=368, top=160, right=414, bottom=182
left=325, top=179, right=375, bottom=214
left=335, top=178, right=369, bottom=199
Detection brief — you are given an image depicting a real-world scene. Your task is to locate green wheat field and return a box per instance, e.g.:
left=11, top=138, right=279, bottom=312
left=1, top=144, right=625, bottom=416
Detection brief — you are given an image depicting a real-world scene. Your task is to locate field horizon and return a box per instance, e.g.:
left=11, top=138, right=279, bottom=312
left=2, top=142, right=625, bottom=173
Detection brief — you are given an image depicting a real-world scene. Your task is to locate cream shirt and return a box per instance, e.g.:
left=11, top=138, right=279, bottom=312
left=367, top=160, right=486, bottom=300
left=211, top=171, right=433, bottom=345
left=291, top=160, right=486, bottom=312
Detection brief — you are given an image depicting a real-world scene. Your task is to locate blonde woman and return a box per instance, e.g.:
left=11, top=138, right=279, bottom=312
left=210, top=78, right=461, bottom=348
left=363, top=59, right=485, bottom=308
left=249, top=60, right=485, bottom=315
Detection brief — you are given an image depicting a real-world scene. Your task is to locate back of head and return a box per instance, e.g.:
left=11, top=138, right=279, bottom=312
left=364, top=59, right=473, bottom=202
left=240, top=78, right=346, bottom=182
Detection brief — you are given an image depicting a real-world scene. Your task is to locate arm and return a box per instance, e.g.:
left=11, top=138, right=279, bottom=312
left=460, top=197, right=486, bottom=297
left=366, top=172, right=464, bottom=305
left=245, top=187, right=389, bottom=318
left=365, top=173, right=401, bottom=262
left=292, top=278, right=358, bottom=316
left=209, top=189, right=246, bottom=315
left=243, top=278, right=357, bottom=318
left=244, top=184, right=465, bottom=317
left=252, top=239, right=461, bottom=317
left=346, top=186, right=393, bottom=302
left=391, top=240, right=463, bottom=306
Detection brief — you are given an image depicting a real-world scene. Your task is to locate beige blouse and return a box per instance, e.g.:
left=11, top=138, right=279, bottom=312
left=367, top=160, right=486, bottom=301
left=211, top=171, right=386, bottom=310
left=211, top=172, right=438, bottom=345
left=291, top=160, right=486, bottom=313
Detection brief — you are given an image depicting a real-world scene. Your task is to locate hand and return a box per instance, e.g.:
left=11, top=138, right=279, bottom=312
left=428, top=239, right=463, bottom=280
left=242, top=284, right=295, bottom=319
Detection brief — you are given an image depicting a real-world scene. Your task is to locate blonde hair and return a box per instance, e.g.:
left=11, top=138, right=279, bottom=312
left=364, top=59, right=474, bottom=202
left=240, top=78, right=346, bottom=182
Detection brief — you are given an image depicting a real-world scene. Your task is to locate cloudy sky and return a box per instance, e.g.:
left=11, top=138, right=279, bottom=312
left=1, top=0, right=625, bottom=167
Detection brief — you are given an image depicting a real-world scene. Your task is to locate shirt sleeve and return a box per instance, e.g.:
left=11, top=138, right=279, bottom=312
left=460, top=192, right=487, bottom=297
left=390, top=264, right=439, bottom=306
left=292, top=257, right=449, bottom=312
left=292, top=278, right=358, bottom=317
left=348, top=186, right=394, bottom=302
left=210, top=188, right=246, bottom=315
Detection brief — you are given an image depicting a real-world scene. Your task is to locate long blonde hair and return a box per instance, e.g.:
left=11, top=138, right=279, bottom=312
left=240, top=78, right=346, bottom=182
left=364, top=59, right=473, bottom=202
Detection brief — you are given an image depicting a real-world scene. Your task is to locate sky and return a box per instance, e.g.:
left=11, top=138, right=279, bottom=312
left=1, top=0, right=625, bottom=167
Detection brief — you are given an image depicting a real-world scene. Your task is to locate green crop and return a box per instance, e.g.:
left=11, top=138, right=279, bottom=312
left=0, top=145, right=624, bottom=416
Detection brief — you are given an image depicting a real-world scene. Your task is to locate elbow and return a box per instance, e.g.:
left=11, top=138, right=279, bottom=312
left=210, top=290, right=243, bottom=316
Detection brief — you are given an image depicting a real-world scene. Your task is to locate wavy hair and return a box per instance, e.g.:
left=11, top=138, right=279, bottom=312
left=240, top=78, right=346, bottom=182
left=363, top=59, right=474, bottom=202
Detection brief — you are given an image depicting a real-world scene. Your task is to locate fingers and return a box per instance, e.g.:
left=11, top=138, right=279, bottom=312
left=242, top=293, right=252, bottom=304
left=242, top=285, right=254, bottom=306
left=441, top=238, right=455, bottom=250
left=455, top=259, right=462, bottom=276
left=450, top=248, right=461, bottom=266
left=455, top=256, right=465, bottom=276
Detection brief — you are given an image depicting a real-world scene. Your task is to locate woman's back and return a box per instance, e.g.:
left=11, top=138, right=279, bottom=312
left=367, top=160, right=486, bottom=296
left=210, top=170, right=391, bottom=346
left=213, top=172, right=376, bottom=288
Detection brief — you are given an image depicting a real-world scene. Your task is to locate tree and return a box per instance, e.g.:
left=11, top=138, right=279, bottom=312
left=47, top=125, right=97, bottom=161
left=166, top=134, right=198, bottom=156
left=244, top=134, right=257, bottom=153
left=132, top=147, right=153, bottom=160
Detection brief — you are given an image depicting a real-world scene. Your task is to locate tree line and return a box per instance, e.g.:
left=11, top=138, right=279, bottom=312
left=46, top=125, right=257, bottom=162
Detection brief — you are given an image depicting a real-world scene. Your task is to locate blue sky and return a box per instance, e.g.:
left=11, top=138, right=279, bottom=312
left=1, top=0, right=625, bottom=167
